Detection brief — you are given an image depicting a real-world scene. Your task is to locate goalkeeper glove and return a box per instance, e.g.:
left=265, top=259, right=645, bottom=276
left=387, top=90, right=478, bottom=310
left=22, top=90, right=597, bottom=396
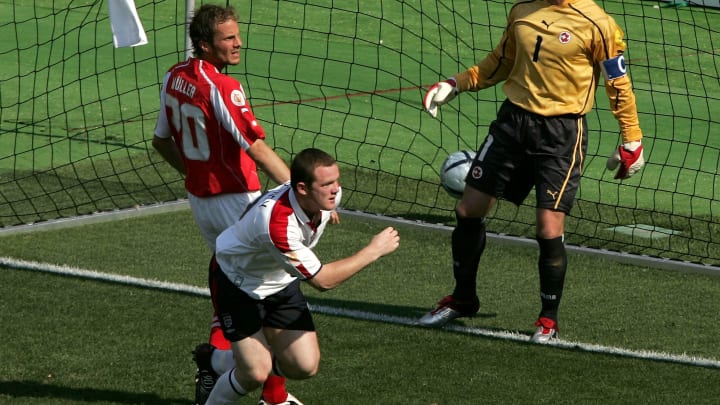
left=423, top=78, right=458, bottom=118
left=606, top=141, right=645, bottom=179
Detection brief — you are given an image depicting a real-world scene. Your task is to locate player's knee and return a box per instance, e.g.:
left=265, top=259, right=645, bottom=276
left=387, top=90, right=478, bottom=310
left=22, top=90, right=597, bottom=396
left=536, top=236, right=566, bottom=265
left=455, top=188, right=494, bottom=218
left=536, top=227, right=563, bottom=240
left=455, top=210, right=486, bottom=231
left=455, top=203, right=479, bottom=219
left=297, top=362, right=319, bottom=380
left=536, top=209, right=565, bottom=239
left=277, top=358, right=319, bottom=380
left=233, top=366, right=268, bottom=392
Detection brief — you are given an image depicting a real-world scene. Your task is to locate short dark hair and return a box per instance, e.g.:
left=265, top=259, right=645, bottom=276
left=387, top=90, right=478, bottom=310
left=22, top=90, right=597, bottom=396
left=291, top=148, right=337, bottom=190
left=188, top=4, right=238, bottom=57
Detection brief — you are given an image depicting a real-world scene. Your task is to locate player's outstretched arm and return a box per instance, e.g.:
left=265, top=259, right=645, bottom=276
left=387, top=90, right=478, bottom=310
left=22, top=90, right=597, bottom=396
left=306, top=226, right=400, bottom=291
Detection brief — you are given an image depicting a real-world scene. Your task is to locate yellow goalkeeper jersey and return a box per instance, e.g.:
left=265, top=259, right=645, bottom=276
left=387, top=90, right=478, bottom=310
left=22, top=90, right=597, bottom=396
left=454, top=0, right=642, bottom=142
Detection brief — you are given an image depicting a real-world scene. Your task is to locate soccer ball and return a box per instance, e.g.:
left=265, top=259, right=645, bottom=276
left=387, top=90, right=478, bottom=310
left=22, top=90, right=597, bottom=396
left=440, top=150, right=476, bottom=199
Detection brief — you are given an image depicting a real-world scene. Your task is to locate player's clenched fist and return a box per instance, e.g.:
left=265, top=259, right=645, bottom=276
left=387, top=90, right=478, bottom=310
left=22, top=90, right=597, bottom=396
left=606, top=141, right=645, bottom=179
left=369, top=226, right=400, bottom=258
left=423, top=78, right=458, bottom=118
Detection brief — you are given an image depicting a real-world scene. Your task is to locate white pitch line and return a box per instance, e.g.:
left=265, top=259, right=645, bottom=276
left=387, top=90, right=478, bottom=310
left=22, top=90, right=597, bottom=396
left=309, top=304, right=720, bottom=369
left=0, top=256, right=210, bottom=297
left=2, top=256, right=720, bottom=370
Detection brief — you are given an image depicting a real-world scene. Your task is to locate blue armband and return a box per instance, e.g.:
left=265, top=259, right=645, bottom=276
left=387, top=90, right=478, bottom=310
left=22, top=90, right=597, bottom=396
left=601, top=55, right=626, bottom=80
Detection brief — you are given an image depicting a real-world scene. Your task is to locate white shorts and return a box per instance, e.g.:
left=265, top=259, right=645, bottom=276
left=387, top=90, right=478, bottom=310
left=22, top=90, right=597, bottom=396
left=188, top=191, right=262, bottom=251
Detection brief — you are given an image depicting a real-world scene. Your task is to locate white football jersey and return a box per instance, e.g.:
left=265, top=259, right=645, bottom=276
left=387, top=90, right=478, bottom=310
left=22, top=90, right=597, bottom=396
left=215, top=182, right=333, bottom=299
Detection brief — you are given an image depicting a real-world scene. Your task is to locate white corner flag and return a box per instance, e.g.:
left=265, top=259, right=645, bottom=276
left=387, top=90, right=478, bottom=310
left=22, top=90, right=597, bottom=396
left=108, top=0, right=148, bottom=48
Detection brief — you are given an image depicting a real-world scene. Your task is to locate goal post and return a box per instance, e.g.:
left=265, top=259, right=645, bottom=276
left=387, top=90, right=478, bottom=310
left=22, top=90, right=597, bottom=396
left=185, top=0, right=195, bottom=60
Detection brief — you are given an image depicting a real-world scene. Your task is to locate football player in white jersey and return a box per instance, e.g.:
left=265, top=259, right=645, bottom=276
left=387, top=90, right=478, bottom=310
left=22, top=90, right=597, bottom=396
left=202, top=148, right=400, bottom=404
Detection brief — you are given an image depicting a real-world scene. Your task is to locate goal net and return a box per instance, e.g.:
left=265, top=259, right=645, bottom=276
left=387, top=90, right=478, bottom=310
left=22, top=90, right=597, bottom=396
left=1, top=0, right=719, bottom=266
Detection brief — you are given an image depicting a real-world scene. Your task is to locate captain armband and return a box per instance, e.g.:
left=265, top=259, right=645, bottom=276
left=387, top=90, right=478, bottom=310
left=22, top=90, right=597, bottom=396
left=601, top=54, right=627, bottom=80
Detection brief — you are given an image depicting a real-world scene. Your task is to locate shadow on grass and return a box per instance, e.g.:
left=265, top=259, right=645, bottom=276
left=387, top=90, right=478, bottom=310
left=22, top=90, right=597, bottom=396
left=306, top=295, right=498, bottom=323
left=307, top=296, right=720, bottom=370
left=0, top=380, right=190, bottom=404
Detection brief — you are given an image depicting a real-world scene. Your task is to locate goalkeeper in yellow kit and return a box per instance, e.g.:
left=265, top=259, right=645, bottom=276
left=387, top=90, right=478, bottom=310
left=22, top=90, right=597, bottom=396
left=419, top=0, right=645, bottom=342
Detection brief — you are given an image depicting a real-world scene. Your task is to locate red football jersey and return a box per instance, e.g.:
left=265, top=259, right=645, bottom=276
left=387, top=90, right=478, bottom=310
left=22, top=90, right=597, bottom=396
left=154, top=58, right=266, bottom=196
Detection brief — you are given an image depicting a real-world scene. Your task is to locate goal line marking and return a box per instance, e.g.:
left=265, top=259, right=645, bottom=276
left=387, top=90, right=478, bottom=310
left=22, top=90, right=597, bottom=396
left=2, top=255, right=719, bottom=370
left=3, top=202, right=717, bottom=276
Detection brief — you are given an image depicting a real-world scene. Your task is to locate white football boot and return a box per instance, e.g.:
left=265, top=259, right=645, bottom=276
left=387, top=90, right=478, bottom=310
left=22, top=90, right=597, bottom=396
left=418, top=295, right=480, bottom=327
left=530, top=317, right=559, bottom=343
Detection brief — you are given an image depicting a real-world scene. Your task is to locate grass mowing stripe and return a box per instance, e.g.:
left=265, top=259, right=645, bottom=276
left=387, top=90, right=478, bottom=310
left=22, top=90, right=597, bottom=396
left=3, top=255, right=719, bottom=371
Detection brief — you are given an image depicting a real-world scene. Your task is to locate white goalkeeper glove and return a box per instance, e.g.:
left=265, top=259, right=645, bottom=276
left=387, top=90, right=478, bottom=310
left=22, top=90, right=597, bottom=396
left=423, top=78, right=458, bottom=118
left=606, top=141, right=645, bottom=179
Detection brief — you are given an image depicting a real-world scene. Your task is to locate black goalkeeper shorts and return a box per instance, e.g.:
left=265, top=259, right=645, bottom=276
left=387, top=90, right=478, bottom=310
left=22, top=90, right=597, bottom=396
left=465, top=99, right=588, bottom=214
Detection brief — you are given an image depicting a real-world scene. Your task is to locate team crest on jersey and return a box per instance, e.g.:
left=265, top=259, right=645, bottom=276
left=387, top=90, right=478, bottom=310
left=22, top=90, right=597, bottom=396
left=471, top=166, right=483, bottom=179
left=231, top=89, right=246, bottom=106
left=558, top=31, right=571, bottom=44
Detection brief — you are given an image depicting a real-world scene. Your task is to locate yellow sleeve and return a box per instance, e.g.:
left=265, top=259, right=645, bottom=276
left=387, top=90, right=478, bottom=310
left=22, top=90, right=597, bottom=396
left=454, top=11, right=516, bottom=92
left=454, top=50, right=513, bottom=92
left=597, top=23, right=643, bottom=143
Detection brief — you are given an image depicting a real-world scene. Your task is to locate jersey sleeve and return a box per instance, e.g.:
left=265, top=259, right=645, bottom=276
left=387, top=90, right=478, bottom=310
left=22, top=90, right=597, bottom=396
left=454, top=8, right=517, bottom=92
left=154, top=72, right=173, bottom=139
left=214, top=79, right=267, bottom=150
left=266, top=212, right=323, bottom=280
left=595, top=19, right=643, bottom=143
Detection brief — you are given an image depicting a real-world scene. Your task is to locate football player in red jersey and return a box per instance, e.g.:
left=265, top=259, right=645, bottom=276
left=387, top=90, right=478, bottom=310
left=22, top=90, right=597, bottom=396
left=152, top=4, right=314, bottom=405
left=420, top=0, right=645, bottom=342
